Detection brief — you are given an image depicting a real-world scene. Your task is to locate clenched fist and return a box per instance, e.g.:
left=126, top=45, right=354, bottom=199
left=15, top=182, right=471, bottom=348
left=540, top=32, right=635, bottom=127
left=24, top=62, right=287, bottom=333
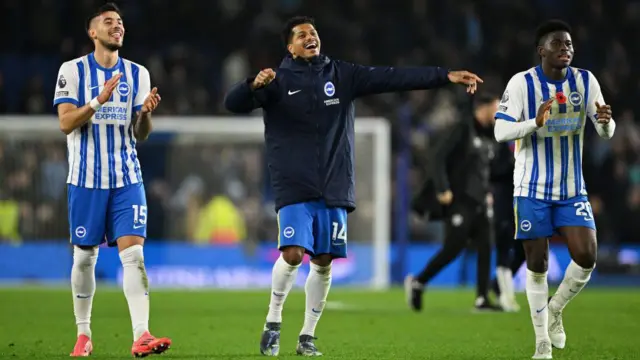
left=251, top=69, right=276, bottom=90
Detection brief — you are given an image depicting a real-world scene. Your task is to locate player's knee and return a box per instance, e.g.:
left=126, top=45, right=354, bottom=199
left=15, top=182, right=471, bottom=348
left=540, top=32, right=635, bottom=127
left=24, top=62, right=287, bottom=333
left=572, top=250, right=597, bottom=269
left=73, top=246, right=98, bottom=269
left=311, top=254, right=332, bottom=268
left=281, top=246, right=305, bottom=266
left=526, top=257, right=548, bottom=273
left=119, top=244, right=144, bottom=267
left=117, top=235, right=145, bottom=253
left=525, top=248, right=548, bottom=273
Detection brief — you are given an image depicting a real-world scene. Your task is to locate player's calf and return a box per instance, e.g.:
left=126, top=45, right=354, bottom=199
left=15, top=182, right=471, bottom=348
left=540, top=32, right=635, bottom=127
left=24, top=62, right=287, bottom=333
left=119, top=241, right=150, bottom=341
left=71, top=246, right=99, bottom=339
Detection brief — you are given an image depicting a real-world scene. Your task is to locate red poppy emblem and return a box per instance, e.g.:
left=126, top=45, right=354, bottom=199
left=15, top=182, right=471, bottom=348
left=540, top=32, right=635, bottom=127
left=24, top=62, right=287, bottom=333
left=555, top=92, right=567, bottom=104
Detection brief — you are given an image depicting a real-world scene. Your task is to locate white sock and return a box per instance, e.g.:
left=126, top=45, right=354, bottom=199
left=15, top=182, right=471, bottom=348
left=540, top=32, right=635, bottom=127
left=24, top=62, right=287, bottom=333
left=119, top=245, right=149, bottom=341
left=266, top=255, right=300, bottom=324
left=71, top=246, right=98, bottom=338
left=497, top=266, right=515, bottom=300
left=550, top=260, right=593, bottom=312
left=526, top=269, right=549, bottom=341
left=300, top=262, right=332, bottom=337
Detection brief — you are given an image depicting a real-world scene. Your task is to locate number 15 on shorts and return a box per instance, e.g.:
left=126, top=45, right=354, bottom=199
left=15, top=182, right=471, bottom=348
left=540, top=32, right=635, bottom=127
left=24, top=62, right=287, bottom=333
left=132, top=205, right=147, bottom=228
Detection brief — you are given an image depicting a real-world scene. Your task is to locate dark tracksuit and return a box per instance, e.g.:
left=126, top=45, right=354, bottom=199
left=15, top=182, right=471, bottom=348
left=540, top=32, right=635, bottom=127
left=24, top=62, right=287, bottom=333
left=490, top=141, right=526, bottom=296
left=225, top=54, right=452, bottom=256
left=412, top=116, right=495, bottom=299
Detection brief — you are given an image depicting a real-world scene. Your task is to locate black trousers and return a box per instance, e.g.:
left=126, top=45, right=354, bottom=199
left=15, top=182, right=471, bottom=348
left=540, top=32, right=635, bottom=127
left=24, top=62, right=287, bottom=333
left=491, top=187, right=526, bottom=296
left=416, top=198, right=492, bottom=298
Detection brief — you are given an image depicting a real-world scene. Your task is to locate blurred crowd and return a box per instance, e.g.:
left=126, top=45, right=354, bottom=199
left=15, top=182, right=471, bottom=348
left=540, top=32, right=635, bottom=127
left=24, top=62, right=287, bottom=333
left=1, top=0, right=640, bottom=245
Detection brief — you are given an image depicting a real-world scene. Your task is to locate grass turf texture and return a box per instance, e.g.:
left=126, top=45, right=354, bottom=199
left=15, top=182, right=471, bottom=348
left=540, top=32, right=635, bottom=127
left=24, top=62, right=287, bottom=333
left=1, top=288, right=638, bottom=359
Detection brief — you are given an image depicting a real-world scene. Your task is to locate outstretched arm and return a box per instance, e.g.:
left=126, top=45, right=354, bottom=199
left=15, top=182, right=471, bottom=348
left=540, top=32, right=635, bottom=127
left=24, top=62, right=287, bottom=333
left=344, top=62, right=482, bottom=98
left=224, top=69, right=280, bottom=113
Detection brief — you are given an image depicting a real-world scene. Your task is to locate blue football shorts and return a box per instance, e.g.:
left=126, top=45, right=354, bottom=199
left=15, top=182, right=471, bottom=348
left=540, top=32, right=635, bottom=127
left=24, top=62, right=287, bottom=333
left=513, top=195, right=596, bottom=240
left=276, top=200, right=348, bottom=258
left=67, top=183, right=147, bottom=246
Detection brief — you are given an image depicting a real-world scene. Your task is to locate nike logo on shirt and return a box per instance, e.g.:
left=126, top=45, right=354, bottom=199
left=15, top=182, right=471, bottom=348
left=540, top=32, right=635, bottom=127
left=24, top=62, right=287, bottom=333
left=288, top=90, right=301, bottom=95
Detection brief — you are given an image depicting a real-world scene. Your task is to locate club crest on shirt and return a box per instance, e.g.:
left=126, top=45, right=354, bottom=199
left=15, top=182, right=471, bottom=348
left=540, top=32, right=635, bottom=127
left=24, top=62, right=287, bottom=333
left=324, top=81, right=335, bottom=97
left=569, top=91, right=583, bottom=106
left=117, top=82, right=131, bottom=97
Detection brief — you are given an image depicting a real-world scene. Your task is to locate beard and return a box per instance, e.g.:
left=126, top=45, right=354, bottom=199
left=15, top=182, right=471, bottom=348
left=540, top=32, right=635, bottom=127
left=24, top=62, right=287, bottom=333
left=98, top=38, right=122, bottom=52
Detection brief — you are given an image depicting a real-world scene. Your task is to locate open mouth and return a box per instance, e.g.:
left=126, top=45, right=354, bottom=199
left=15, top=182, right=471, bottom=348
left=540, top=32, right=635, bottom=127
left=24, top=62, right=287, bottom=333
left=558, top=54, right=571, bottom=61
left=110, top=31, right=123, bottom=41
left=304, top=41, right=318, bottom=50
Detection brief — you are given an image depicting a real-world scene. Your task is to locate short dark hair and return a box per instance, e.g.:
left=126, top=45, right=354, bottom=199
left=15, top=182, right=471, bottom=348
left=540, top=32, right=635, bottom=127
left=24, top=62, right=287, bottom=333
left=86, top=2, right=122, bottom=31
left=282, top=16, right=315, bottom=47
left=535, top=20, right=572, bottom=46
left=473, top=92, right=500, bottom=109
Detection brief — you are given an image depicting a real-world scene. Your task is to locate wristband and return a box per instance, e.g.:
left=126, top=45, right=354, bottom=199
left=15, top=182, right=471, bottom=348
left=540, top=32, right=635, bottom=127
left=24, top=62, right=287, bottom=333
left=89, top=97, right=103, bottom=111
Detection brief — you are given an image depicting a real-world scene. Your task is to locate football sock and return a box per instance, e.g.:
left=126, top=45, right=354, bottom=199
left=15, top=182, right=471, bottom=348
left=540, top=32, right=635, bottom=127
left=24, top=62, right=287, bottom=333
left=526, top=269, right=549, bottom=341
left=71, top=246, right=99, bottom=338
left=549, top=260, right=593, bottom=312
left=300, top=262, right=332, bottom=337
left=496, top=266, right=515, bottom=299
left=119, top=245, right=149, bottom=341
left=266, top=255, right=300, bottom=324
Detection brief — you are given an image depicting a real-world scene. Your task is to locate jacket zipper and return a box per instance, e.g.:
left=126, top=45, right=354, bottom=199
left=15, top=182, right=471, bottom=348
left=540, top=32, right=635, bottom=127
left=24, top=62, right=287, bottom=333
left=310, top=62, right=323, bottom=197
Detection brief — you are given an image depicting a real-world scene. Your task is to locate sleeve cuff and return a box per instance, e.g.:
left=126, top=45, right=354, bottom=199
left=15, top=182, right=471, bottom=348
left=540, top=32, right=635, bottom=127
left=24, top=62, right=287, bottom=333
left=495, top=112, right=517, bottom=122
left=133, top=105, right=143, bottom=113
left=53, top=97, right=79, bottom=107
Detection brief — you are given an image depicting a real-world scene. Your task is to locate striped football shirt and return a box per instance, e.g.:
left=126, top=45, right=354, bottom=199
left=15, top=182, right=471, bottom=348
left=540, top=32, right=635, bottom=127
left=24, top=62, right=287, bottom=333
left=495, top=65, right=607, bottom=201
left=53, top=52, right=149, bottom=189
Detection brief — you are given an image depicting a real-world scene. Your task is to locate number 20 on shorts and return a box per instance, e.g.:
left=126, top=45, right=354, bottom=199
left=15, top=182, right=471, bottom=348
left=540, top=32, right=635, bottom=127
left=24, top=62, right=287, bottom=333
left=574, top=201, right=593, bottom=221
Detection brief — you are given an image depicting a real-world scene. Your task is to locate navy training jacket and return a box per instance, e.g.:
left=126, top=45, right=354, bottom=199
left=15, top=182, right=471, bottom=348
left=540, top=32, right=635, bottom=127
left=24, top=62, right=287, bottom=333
left=224, top=54, right=451, bottom=213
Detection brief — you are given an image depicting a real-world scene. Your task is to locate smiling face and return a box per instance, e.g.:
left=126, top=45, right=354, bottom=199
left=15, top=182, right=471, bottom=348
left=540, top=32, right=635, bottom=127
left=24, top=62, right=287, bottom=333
left=287, top=23, right=321, bottom=59
left=538, top=31, right=574, bottom=69
left=88, top=10, right=124, bottom=51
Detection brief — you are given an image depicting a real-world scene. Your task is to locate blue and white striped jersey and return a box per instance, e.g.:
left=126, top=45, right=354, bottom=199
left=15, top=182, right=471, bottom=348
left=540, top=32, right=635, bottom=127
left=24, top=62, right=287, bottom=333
left=495, top=66, right=609, bottom=201
left=53, top=53, right=149, bottom=189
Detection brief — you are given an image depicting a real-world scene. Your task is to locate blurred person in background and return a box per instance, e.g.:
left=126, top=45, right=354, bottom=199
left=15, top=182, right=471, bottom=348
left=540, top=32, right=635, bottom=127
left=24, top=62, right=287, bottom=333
left=407, top=93, right=500, bottom=312
left=489, top=124, right=524, bottom=313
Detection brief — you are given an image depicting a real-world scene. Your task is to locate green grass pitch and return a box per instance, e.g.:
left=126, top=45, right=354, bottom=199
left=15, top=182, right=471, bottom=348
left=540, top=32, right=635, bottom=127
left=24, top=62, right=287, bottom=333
left=1, top=287, right=639, bottom=359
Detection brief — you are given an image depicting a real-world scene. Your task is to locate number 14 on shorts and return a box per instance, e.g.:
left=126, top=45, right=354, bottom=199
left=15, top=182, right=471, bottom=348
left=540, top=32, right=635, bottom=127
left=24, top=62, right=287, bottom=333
left=331, top=222, right=347, bottom=243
